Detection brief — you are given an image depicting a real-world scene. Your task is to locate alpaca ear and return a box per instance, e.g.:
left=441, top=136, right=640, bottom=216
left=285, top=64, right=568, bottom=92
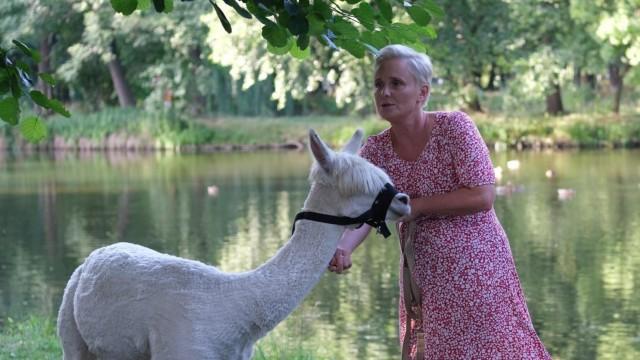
left=309, top=129, right=334, bottom=173
left=341, top=128, right=363, bottom=154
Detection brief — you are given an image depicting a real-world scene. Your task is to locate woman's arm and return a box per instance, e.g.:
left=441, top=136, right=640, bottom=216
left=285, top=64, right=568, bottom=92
left=327, top=224, right=372, bottom=274
left=406, top=184, right=495, bottom=221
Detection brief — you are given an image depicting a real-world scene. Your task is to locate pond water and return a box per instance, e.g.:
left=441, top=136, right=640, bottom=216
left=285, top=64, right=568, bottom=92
left=0, top=149, right=639, bottom=359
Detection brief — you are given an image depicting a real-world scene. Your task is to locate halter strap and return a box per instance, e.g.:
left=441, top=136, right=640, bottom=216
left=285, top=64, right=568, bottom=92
left=291, top=183, right=398, bottom=238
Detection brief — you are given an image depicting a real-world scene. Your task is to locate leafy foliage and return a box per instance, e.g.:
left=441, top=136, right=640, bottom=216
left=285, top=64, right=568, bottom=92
left=109, top=0, right=442, bottom=59
left=0, top=40, right=70, bottom=143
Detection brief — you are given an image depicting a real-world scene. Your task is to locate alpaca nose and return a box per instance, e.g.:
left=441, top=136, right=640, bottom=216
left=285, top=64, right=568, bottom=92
left=397, top=194, right=409, bottom=205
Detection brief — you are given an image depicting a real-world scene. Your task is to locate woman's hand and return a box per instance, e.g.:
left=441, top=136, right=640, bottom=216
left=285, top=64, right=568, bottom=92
left=328, top=247, right=352, bottom=274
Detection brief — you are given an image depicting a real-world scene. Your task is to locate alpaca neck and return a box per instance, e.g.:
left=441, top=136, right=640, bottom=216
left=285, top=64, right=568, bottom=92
left=252, top=184, right=343, bottom=331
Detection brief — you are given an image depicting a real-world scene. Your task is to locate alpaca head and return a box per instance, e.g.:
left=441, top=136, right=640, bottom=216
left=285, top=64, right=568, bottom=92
left=306, top=129, right=410, bottom=224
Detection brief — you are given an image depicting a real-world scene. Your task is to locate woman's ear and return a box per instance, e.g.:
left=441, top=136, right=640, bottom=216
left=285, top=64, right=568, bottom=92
left=418, top=85, right=430, bottom=104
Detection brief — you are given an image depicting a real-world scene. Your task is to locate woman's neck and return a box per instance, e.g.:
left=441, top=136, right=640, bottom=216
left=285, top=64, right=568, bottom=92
left=389, top=111, right=433, bottom=161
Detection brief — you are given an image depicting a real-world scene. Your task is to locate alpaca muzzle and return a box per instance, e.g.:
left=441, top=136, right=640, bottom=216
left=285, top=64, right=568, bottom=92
left=291, top=183, right=400, bottom=238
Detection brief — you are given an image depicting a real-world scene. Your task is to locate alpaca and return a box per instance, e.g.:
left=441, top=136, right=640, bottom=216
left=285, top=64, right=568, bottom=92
left=57, top=129, right=411, bottom=360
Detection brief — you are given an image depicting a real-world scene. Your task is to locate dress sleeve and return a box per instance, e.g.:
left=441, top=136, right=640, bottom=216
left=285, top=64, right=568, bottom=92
left=448, top=111, right=495, bottom=187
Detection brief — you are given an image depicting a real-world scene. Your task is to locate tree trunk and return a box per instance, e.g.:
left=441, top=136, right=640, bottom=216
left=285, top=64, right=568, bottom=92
left=573, top=67, right=581, bottom=86
left=36, top=33, right=55, bottom=100
left=608, top=63, right=628, bottom=114
left=188, top=45, right=206, bottom=115
left=468, top=95, right=483, bottom=112
left=107, top=40, right=135, bottom=107
left=487, top=62, right=498, bottom=90
left=586, top=73, right=596, bottom=90
left=546, top=83, right=564, bottom=115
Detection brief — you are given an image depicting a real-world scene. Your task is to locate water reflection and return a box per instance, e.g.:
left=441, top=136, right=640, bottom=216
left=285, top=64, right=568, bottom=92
left=0, top=150, right=639, bottom=359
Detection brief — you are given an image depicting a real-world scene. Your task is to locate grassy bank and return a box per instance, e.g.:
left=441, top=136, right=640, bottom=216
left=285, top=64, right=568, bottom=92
left=1, top=108, right=639, bottom=151
left=0, top=316, right=60, bottom=360
left=0, top=316, right=320, bottom=359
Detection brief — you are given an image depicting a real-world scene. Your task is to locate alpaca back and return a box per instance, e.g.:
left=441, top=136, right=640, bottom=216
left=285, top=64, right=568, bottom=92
left=73, top=243, right=259, bottom=358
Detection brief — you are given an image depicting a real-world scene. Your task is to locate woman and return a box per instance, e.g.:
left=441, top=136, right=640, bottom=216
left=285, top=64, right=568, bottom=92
left=328, top=45, right=551, bottom=359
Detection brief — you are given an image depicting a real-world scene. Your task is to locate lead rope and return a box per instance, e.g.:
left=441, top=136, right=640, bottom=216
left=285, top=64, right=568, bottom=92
left=398, top=221, right=425, bottom=360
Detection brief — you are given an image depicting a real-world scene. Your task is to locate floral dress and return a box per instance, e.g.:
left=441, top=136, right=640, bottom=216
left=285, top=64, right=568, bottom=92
left=360, top=111, right=551, bottom=359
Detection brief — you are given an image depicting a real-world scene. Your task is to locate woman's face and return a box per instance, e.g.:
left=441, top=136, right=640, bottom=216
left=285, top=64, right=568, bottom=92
left=374, top=58, right=428, bottom=122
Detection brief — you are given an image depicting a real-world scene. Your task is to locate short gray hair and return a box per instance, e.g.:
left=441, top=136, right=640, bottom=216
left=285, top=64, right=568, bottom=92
left=375, top=45, right=433, bottom=88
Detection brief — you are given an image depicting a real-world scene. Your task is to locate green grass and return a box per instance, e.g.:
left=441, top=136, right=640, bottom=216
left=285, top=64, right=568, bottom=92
left=0, top=316, right=320, bottom=359
left=0, top=316, right=61, bottom=360
left=473, top=112, right=640, bottom=148
left=2, top=106, right=640, bottom=150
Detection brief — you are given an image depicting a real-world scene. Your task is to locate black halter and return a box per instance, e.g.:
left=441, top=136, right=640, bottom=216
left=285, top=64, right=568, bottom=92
left=291, top=183, right=399, bottom=238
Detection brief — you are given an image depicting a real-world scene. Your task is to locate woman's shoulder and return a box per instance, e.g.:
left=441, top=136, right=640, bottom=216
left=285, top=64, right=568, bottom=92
left=365, top=127, right=390, bottom=144
left=433, top=110, right=477, bottom=135
left=433, top=110, right=473, bottom=125
left=360, top=128, right=390, bottom=159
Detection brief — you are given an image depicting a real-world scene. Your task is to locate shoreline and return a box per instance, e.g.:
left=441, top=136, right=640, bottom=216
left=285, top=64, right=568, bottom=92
left=1, top=135, right=639, bottom=154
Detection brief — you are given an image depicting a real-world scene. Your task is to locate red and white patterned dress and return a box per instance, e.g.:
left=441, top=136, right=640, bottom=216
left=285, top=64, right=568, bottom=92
left=360, top=111, right=551, bottom=359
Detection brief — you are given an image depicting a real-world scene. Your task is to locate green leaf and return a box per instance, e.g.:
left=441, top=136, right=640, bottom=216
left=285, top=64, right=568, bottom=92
left=345, top=0, right=360, bottom=4
left=9, top=72, right=21, bottom=98
left=406, top=23, right=436, bottom=38
left=152, top=0, right=164, bottom=12
left=375, top=12, right=390, bottom=27
left=374, top=0, right=392, bottom=22
left=111, top=0, right=138, bottom=15
left=352, top=3, right=375, bottom=31
left=363, top=43, right=379, bottom=55
left=15, top=60, right=30, bottom=73
left=406, top=42, right=426, bottom=54
left=388, top=23, right=418, bottom=43
left=267, top=38, right=293, bottom=55
left=312, top=0, right=332, bottom=20
left=423, top=24, right=437, bottom=38
left=12, top=40, right=41, bottom=62
left=0, top=96, right=20, bottom=125
left=288, top=15, right=309, bottom=35
left=290, top=42, right=311, bottom=59
left=246, top=1, right=271, bottom=24
left=19, top=116, right=47, bottom=143
left=0, top=70, right=10, bottom=95
left=329, top=18, right=359, bottom=38
left=276, top=10, right=291, bottom=28
left=29, top=90, right=50, bottom=109
left=336, top=39, right=365, bottom=58
left=211, top=1, right=233, bottom=33
left=283, top=0, right=301, bottom=16
left=222, top=0, right=252, bottom=19
left=262, top=23, right=289, bottom=47
left=163, top=0, right=173, bottom=13
left=296, top=34, right=310, bottom=50
left=38, top=73, right=56, bottom=86
left=137, top=0, right=151, bottom=10
left=48, top=99, right=71, bottom=117
left=308, top=13, right=325, bottom=35
left=405, top=5, right=431, bottom=26
left=361, top=30, right=388, bottom=49
left=419, top=0, right=444, bottom=18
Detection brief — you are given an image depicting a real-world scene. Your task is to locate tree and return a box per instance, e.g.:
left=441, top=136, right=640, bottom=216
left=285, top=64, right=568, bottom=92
left=507, top=0, right=581, bottom=115
left=111, top=0, right=441, bottom=58
left=571, top=0, right=640, bottom=113
left=1, top=0, right=442, bottom=142
left=0, top=0, right=73, bottom=142
left=429, top=0, right=513, bottom=112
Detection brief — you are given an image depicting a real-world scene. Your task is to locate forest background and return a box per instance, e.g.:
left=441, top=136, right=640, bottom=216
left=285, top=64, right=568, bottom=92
left=1, top=1, right=640, bottom=358
left=0, top=0, right=639, bottom=150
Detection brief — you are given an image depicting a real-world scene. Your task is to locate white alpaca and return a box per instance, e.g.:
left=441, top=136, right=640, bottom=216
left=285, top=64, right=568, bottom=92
left=57, top=129, right=410, bottom=360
